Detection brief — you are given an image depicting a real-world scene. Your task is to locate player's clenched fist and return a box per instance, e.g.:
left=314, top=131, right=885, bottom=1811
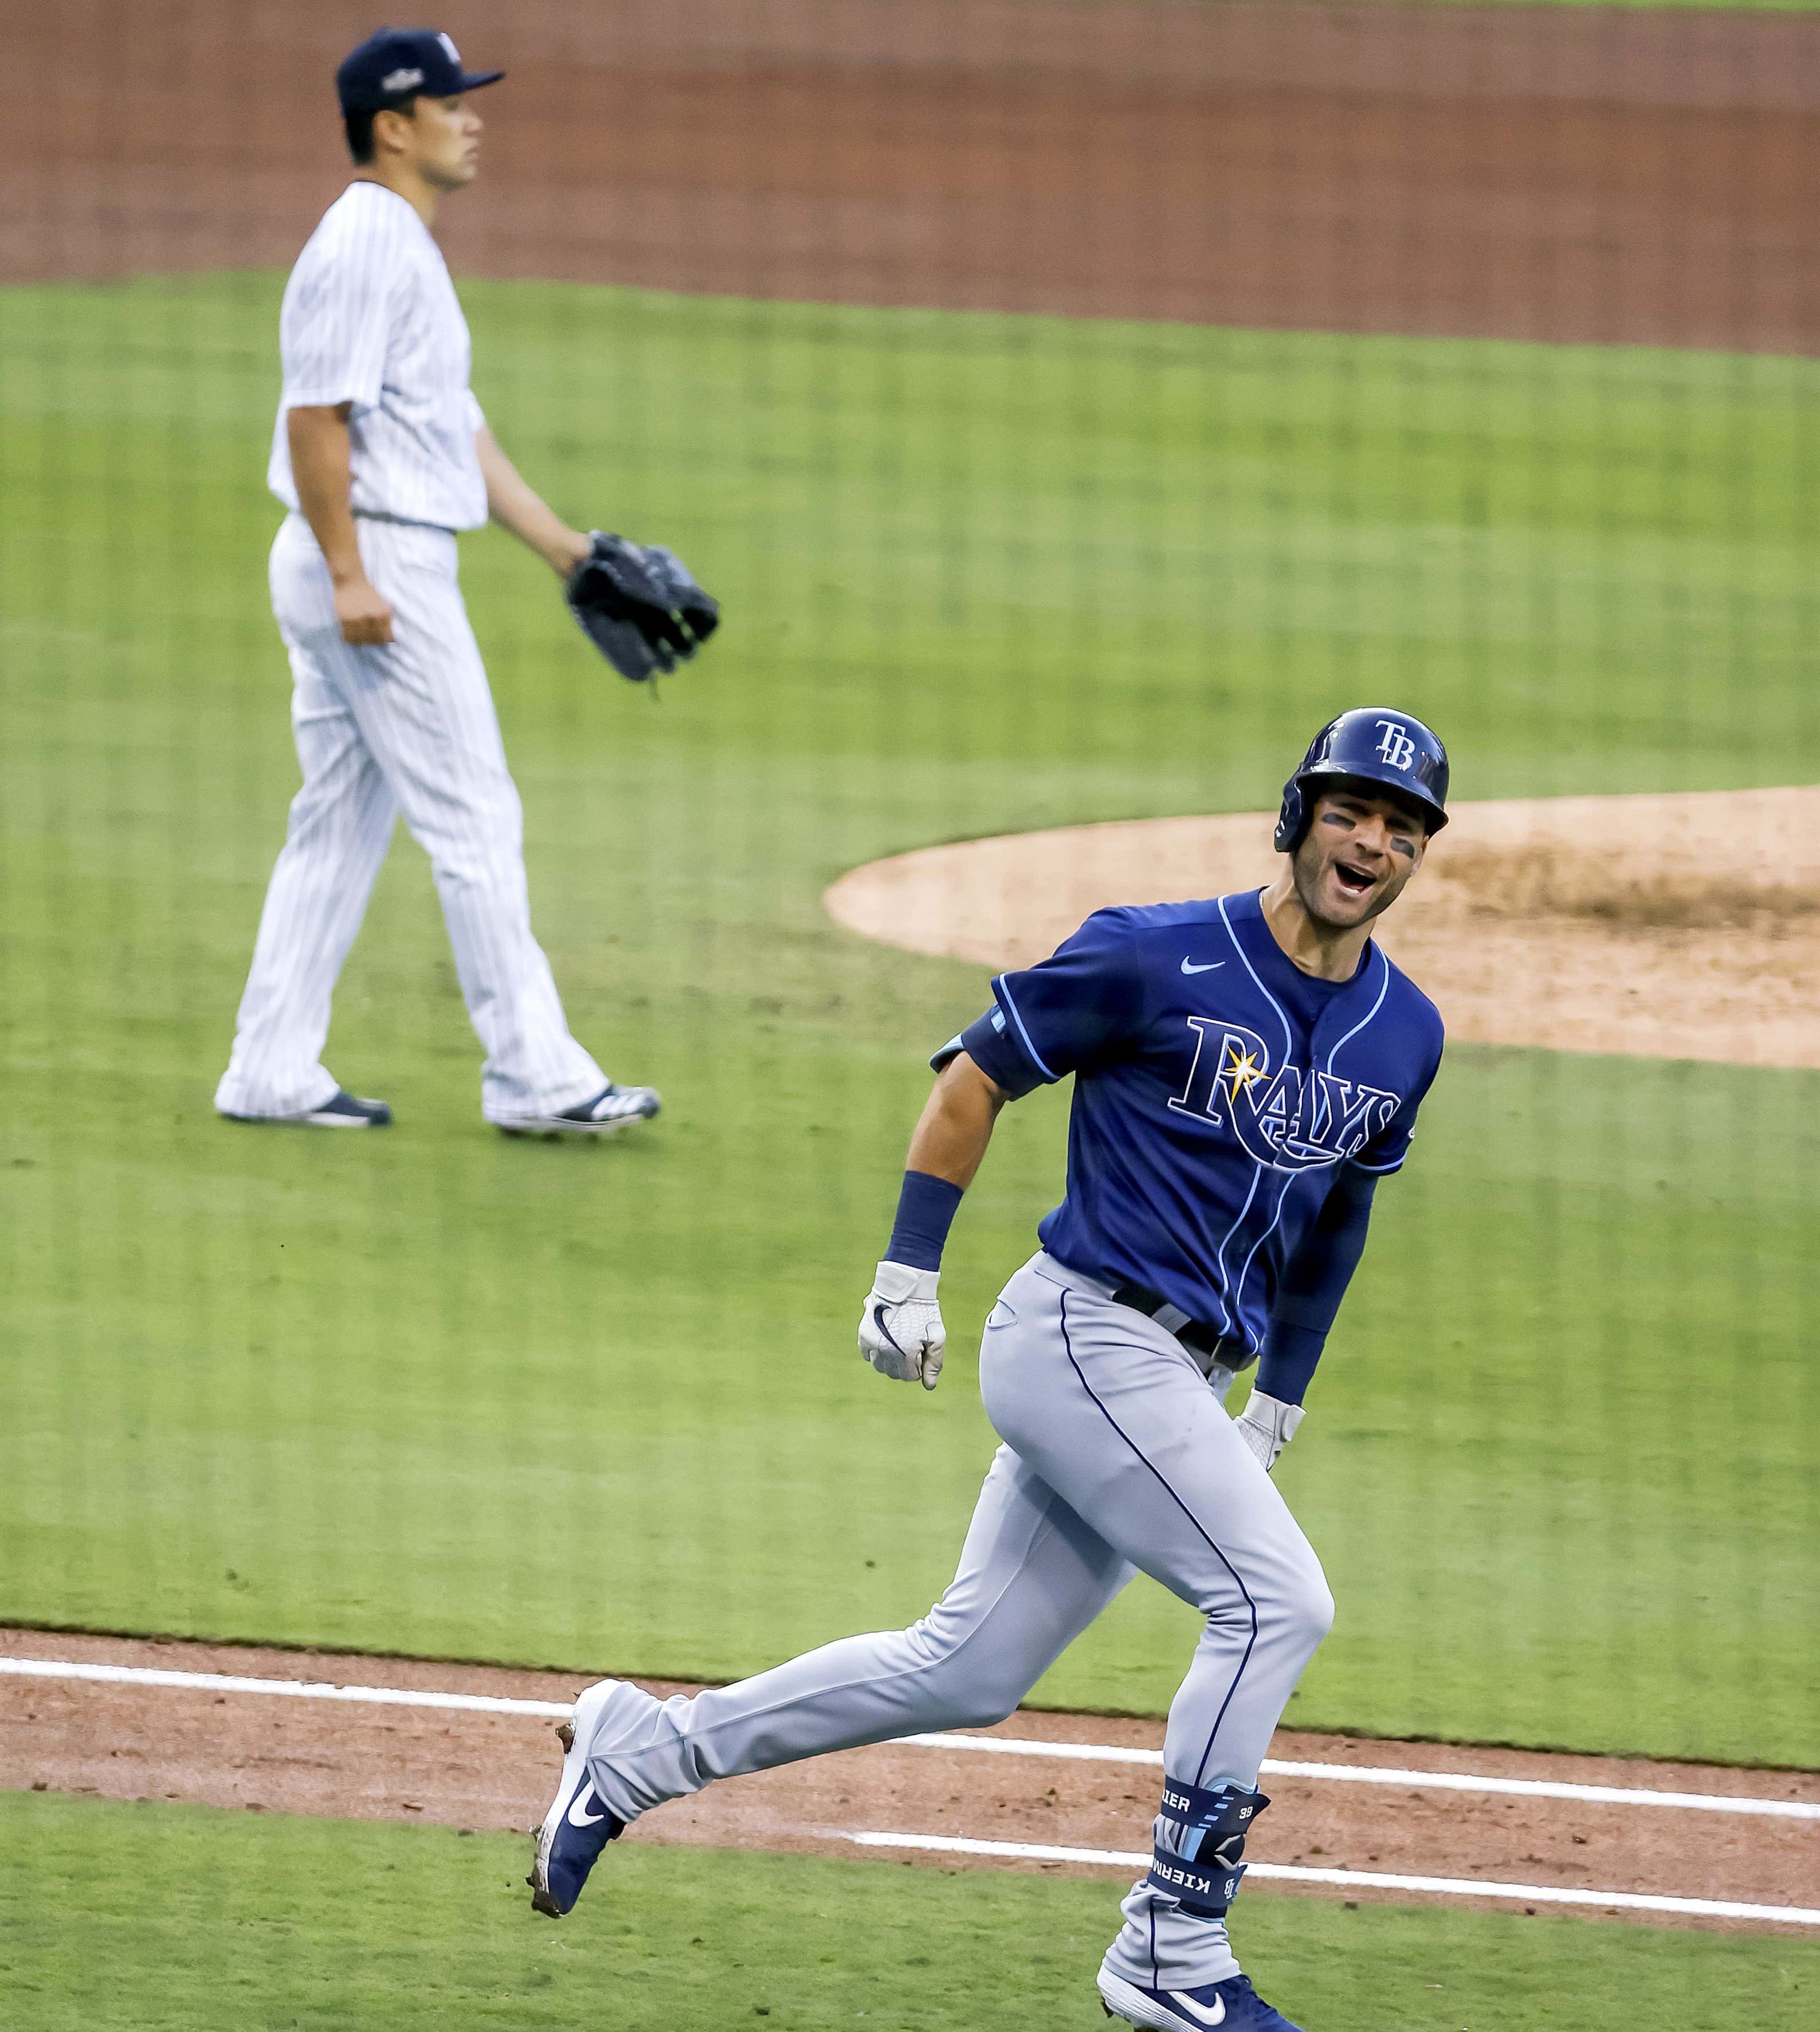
left=333, top=573, right=395, bottom=647
left=858, top=1261, right=946, bottom=1390
left=1233, top=1390, right=1304, bottom=1474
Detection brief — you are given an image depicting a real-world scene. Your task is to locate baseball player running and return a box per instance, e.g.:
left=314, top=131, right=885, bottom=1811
left=530, top=709, right=1450, bottom=2031
left=217, top=29, right=706, bottom=1137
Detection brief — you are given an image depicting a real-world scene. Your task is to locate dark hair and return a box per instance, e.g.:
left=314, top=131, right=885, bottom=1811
left=343, top=96, right=417, bottom=166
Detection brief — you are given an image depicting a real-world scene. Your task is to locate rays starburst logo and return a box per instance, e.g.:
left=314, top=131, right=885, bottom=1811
left=1221, top=1040, right=1267, bottom=1102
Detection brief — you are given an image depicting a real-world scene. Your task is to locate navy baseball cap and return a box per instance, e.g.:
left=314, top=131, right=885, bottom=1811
left=336, top=28, right=504, bottom=115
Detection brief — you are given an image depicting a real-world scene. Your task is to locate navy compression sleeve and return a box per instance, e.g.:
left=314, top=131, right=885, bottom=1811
left=1254, top=1167, right=1379, bottom=1406
left=884, top=1170, right=966, bottom=1272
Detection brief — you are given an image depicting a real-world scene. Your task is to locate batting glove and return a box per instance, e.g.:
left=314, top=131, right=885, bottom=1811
left=1233, top=1389, right=1304, bottom=1474
left=858, top=1261, right=946, bottom=1391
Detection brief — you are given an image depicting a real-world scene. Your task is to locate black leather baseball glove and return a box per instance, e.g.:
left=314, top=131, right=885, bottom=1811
left=564, top=533, right=720, bottom=684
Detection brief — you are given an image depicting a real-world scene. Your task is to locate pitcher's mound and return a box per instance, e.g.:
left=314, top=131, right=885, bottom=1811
left=826, top=788, right=1820, bottom=1069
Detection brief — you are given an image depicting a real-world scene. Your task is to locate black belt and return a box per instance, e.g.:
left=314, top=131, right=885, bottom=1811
left=1109, top=1280, right=1247, bottom=1367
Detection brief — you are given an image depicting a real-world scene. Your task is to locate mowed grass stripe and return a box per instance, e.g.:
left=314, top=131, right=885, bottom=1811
left=4, top=1794, right=1818, bottom=2031
left=0, top=276, right=1814, bottom=1766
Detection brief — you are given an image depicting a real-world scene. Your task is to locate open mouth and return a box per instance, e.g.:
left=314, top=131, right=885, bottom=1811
left=1333, top=861, right=1376, bottom=898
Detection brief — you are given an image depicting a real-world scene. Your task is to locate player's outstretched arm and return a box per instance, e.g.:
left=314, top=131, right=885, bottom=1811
left=858, top=1054, right=1006, bottom=1392
left=474, top=425, right=591, bottom=579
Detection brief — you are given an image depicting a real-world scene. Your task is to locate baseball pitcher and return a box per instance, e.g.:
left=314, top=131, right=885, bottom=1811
left=531, top=709, right=1450, bottom=2031
left=215, top=29, right=715, bottom=1136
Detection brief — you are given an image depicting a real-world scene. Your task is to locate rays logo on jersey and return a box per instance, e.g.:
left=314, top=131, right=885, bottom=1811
left=1166, top=1017, right=1398, bottom=1172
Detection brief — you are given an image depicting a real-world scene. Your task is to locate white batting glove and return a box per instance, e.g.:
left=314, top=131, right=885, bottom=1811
left=858, top=1261, right=946, bottom=1391
left=1234, top=1390, right=1304, bottom=1474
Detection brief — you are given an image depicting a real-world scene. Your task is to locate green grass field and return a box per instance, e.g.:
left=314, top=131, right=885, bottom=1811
left=3, top=1794, right=1814, bottom=2032
left=1, top=273, right=1815, bottom=1776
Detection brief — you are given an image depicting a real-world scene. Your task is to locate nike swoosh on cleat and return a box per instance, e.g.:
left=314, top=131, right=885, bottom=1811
left=1180, top=958, right=1225, bottom=975
left=1170, top=1995, right=1226, bottom=2027
left=567, top=1785, right=607, bottom=1829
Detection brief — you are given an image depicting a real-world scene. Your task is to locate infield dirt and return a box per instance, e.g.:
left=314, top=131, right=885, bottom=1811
left=826, top=787, right=1820, bottom=1071
left=4, top=1630, right=1815, bottom=1936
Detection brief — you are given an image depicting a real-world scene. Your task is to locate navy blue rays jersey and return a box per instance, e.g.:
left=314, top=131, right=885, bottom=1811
left=947, top=889, right=1444, bottom=1355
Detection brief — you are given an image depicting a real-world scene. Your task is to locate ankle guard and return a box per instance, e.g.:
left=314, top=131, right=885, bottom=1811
left=1144, top=1779, right=1270, bottom=1919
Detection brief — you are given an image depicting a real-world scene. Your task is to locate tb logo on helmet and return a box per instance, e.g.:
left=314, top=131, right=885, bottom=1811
left=1273, top=705, right=1450, bottom=854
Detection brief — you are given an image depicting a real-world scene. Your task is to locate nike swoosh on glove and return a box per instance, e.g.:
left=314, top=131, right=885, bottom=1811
left=857, top=1260, right=946, bottom=1391
left=1233, top=1389, right=1304, bottom=1473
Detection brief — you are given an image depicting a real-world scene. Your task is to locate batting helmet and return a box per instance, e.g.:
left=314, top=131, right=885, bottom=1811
left=1273, top=707, right=1449, bottom=853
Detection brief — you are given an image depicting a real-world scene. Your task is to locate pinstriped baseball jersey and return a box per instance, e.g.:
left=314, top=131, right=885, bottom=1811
left=268, top=180, right=488, bottom=530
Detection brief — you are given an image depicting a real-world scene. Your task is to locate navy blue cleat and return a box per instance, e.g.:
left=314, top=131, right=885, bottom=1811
left=1099, top=1971, right=1307, bottom=2031
left=528, top=1681, right=625, bottom=1918
left=222, top=1089, right=391, bottom=1128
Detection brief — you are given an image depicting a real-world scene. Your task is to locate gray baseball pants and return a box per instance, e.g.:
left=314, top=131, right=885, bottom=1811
left=584, top=1251, right=1333, bottom=1989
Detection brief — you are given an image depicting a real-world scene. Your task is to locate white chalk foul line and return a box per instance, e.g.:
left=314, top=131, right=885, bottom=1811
left=845, top=1832, right=1820, bottom=1928
left=905, top=1731, right=1820, bottom=1822
left=6, top=1657, right=1816, bottom=1823
left=0, top=1656, right=572, bottom=1720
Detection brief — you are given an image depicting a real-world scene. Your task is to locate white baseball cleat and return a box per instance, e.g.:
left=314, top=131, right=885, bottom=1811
left=1099, top=1970, right=1307, bottom=2031
left=221, top=1089, right=392, bottom=1128
left=495, top=1082, right=661, bottom=1139
left=528, top=1680, right=625, bottom=1918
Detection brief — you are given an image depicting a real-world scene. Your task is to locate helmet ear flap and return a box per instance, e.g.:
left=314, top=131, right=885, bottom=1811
left=1273, top=778, right=1305, bottom=854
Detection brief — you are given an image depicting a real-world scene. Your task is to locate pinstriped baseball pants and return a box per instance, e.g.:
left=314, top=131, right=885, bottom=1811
left=584, top=1252, right=1334, bottom=1991
left=215, top=513, right=605, bottom=1123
